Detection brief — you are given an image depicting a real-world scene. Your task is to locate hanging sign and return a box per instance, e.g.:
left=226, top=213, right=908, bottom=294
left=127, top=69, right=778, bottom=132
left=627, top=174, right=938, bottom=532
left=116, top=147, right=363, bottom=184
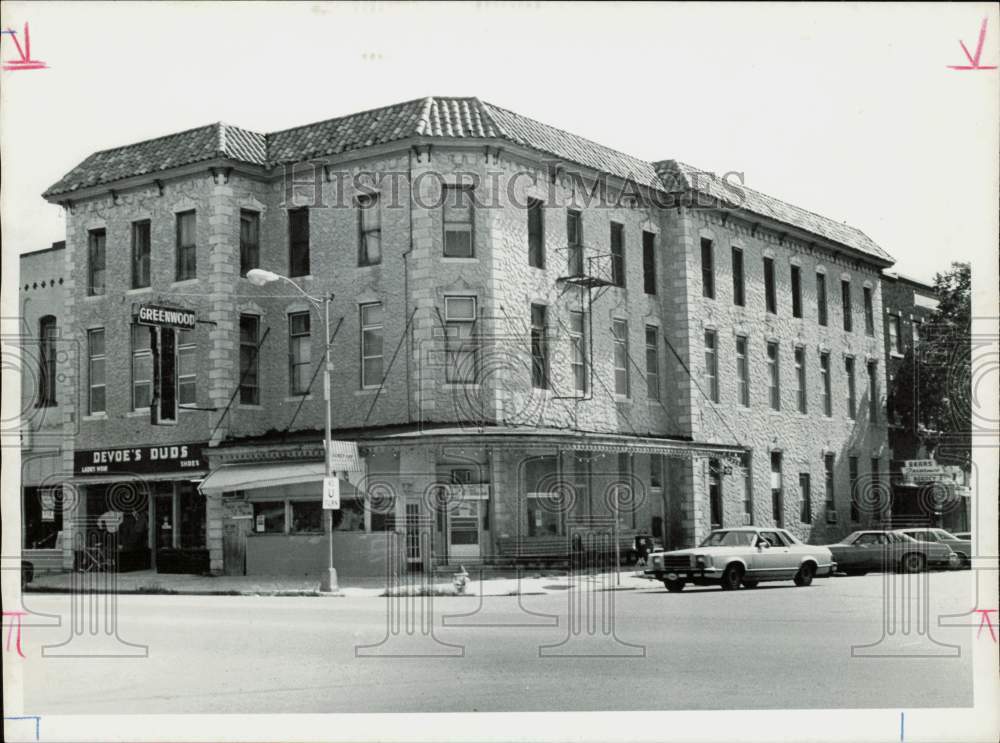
left=323, top=477, right=341, bottom=510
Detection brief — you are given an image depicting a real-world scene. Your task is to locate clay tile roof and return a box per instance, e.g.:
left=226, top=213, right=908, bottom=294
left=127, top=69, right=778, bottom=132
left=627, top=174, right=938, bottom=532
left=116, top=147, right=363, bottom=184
left=654, top=160, right=893, bottom=264
left=43, top=123, right=267, bottom=197
left=43, top=97, right=891, bottom=264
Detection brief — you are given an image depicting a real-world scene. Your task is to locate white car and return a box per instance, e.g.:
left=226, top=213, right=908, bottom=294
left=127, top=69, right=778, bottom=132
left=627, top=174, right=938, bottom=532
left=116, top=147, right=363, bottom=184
left=645, top=527, right=837, bottom=592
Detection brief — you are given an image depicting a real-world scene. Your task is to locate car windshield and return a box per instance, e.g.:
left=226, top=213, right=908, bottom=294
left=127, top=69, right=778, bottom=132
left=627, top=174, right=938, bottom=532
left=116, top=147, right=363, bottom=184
left=700, top=530, right=755, bottom=547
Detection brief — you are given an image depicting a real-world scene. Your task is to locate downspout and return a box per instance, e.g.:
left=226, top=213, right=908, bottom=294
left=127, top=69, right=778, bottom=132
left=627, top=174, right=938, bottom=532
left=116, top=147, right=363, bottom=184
left=403, top=148, right=414, bottom=424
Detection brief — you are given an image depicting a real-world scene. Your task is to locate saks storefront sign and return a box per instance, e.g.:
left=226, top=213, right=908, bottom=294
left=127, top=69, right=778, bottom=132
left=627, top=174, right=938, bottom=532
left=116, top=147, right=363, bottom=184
left=74, top=443, right=208, bottom=475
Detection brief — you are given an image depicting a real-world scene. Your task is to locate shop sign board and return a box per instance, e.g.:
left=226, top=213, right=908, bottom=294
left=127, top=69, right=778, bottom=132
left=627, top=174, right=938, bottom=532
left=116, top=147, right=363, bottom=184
left=74, top=443, right=208, bottom=476
left=136, top=304, right=197, bottom=331
left=903, top=459, right=945, bottom=482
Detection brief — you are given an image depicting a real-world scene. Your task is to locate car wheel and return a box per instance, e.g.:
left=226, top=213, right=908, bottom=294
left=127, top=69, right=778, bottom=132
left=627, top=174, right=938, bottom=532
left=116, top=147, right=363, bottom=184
left=663, top=579, right=685, bottom=593
left=741, top=579, right=759, bottom=589
left=900, top=553, right=926, bottom=573
left=720, top=563, right=743, bottom=591
left=793, top=562, right=815, bottom=587
left=955, top=553, right=970, bottom=569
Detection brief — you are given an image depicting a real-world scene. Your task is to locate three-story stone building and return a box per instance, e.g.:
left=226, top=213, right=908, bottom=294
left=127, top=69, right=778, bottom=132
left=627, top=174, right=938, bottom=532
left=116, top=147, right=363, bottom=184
left=40, top=97, right=894, bottom=577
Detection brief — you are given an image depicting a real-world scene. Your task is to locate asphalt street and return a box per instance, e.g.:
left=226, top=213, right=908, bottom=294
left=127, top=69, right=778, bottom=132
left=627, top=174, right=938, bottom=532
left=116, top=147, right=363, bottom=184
left=19, top=571, right=977, bottom=713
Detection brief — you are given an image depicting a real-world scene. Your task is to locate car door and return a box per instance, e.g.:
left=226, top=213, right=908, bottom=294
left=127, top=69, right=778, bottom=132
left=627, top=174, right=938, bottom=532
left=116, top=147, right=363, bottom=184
left=754, top=530, right=793, bottom=579
left=851, top=532, right=886, bottom=570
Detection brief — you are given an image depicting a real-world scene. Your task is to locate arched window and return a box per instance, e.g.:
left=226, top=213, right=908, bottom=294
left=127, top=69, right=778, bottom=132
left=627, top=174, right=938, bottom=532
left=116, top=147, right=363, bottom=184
left=38, top=315, right=57, bottom=406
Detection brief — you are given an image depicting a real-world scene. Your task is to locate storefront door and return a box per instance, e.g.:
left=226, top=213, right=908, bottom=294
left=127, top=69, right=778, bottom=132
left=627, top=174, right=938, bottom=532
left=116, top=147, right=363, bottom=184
left=448, top=500, right=481, bottom=560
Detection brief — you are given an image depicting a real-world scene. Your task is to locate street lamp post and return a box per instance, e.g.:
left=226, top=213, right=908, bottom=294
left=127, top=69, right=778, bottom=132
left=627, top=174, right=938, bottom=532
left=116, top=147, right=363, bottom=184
left=247, top=269, right=338, bottom=592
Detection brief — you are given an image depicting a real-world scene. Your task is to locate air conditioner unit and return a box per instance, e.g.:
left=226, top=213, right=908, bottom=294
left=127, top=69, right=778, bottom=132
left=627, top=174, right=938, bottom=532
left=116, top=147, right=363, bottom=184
left=741, top=513, right=752, bottom=526
left=826, top=509, right=838, bottom=524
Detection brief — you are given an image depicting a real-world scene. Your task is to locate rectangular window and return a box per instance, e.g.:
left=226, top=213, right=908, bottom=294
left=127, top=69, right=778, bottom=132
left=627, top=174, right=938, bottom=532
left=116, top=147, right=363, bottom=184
left=360, top=303, right=384, bottom=389
left=131, top=220, right=151, bottom=289
left=131, top=324, right=153, bottom=410
left=764, top=257, right=776, bottom=314
left=889, top=315, right=902, bottom=354
left=252, top=501, right=286, bottom=534
left=88, top=329, right=105, bottom=414
left=912, top=321, right=921, bottom=348
left=610, top=222, right=625, bottom=287
left=642, top=231, right=656, bottom=294
left=530, top=303, right=548, bottom=389
left=867, top=361, right=878, bottom=422
left=569, top=310, right=587, bottom=393
left=742, top=452, right=753, bottom=520
left=704, top=329, right=719, bottom=403
left=288, top=208, right=310, bottom=277
left=239, top=314, right=260, bottom=405
left=358, top=193, right=381, bottom=266
left=612, top=319, right=629, bottom=397
left=731, top=246, right=745, bottom=306
left=820, top=352, right=832, bottom=416
left=736, top=335, right=750, bottom=406
left=645, top=325, right=660, bottom=401
left=826, top=454, right=837, bottom=518
left=841, top=279, right=852, bottom=332
left=799, top=473, right=812, bottom=524
left=177, top=328, right=196, bottom=406
left=795, top=346, right=807, bottom=413
left=791, top=264, right=802, bottom=318
left=767, top=341, right=780, bottom=411
left=816, top=272, right=828, bottom=326
left=845, top=356, right=856, bottom=419
left=290, top=500, right=324, bottom=534
left=88, top=229, right=106, bottom=296
left=23, top=486, right=64, bottom=549
left=288, top=312, right=312, bottom=396
left=701, top=238, right=715, bottom=298
left=38, top=316, right=57, bottom=407
left=771, top=451, right=783, bottom=527
left=567, top=209, right=583, bottom=275
left=650, top=454, right=663, bottom=490
left=445, top=296, right=477, bottom=383
left=443, top=185, right=474, bottom=257
left=239, top=210, right=260, bottom=276
left=176, top=211, right=196, bottom=281
left=709, top=459, right=723, bottom=528
left=527, top=198, right=544, bottom=268
left=848, top=456, right=859, bottom=522
left=863, top=286, right=875, bottom=335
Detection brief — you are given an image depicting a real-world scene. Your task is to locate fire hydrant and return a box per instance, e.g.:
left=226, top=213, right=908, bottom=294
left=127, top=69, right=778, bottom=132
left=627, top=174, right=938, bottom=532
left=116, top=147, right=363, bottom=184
left=452, top=565, right=470, bottom=595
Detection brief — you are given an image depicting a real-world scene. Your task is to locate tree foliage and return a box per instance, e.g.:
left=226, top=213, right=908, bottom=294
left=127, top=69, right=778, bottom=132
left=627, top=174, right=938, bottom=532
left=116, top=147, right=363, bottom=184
left=887, top=262, right=971, bottom=468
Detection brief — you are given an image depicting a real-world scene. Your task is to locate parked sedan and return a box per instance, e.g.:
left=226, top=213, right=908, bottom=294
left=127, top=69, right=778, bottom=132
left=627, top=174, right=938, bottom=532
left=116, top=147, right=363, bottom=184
left=826, top=530, right=955, bottom=575
left=897, top=528, right=971, bottom=568
left=644, top=527, right=836, bottom=592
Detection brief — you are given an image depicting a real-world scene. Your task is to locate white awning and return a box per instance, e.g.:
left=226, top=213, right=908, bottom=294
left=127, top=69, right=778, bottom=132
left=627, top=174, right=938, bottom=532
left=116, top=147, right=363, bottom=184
left=198, top=462, right=327, bottom=494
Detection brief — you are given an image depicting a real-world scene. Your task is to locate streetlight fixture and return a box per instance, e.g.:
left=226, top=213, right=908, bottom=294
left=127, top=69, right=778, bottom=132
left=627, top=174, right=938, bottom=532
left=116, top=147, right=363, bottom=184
left=246, top=269, right=338, bottom=592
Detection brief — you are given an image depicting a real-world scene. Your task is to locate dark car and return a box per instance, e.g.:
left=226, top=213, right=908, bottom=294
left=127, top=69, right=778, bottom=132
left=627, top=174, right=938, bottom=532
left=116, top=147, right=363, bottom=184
left=897, top=528, right=972, bottom=568
left=826, top=530, right=956, bottom=575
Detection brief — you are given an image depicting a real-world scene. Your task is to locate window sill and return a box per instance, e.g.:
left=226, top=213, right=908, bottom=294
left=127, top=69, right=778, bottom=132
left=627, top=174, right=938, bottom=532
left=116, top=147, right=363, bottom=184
left=126, top=286, right=153, bottom=295
left=357, top=263, right=381, bottom=270
left=441, top=257, right=478, bottom=263
left=83, top=294, right=106, bottom=301
left=615, top=396, right=632, bottom=404
left=890, top=352, right=905, bottom=359
left=126, top=409, right=150, bottom=418
left=288, top=274, right=313, bottom=281
left=171, top=278, right=199, bottom=288
left=238, top=404, right=264, bottom=410
left=82, top=413, right=108, bottom=421
left=355, top=388, right=380, bottom=395
left=284, top=395, right=314, bottom=402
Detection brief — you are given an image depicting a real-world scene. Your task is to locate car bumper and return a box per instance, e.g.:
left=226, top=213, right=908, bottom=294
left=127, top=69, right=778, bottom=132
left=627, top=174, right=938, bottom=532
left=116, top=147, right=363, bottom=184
left=645, top=562, right=838, bottom=582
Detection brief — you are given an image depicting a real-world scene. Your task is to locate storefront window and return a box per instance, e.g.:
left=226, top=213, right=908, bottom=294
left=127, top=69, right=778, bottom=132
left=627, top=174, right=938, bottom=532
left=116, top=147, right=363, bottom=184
left=290, top=500, right=323, bottom=533
left=252, top=501, right=286, bottom=533
left=332, top=499, right=365, bottom=531
left=23, top=486, right=63, bottom=549
left=370, top=498, right=397, bottom=531
left=528, top=496, right=563, bottom=536
left=178, top=482, right=205, bottom=548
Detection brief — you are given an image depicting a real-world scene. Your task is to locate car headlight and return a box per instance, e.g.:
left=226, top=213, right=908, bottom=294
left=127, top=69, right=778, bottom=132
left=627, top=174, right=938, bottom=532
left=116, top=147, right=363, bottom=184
left=695, top=555, right=707, bottom=568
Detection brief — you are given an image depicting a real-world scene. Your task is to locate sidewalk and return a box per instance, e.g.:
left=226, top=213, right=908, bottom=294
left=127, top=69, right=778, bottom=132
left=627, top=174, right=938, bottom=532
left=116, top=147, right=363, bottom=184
left=25, top=567, right=658, bottom=598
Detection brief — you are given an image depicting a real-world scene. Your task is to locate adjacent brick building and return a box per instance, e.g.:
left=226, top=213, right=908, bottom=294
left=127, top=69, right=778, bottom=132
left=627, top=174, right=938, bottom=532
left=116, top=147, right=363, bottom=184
left=37, top=97, right=895, bottom=576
